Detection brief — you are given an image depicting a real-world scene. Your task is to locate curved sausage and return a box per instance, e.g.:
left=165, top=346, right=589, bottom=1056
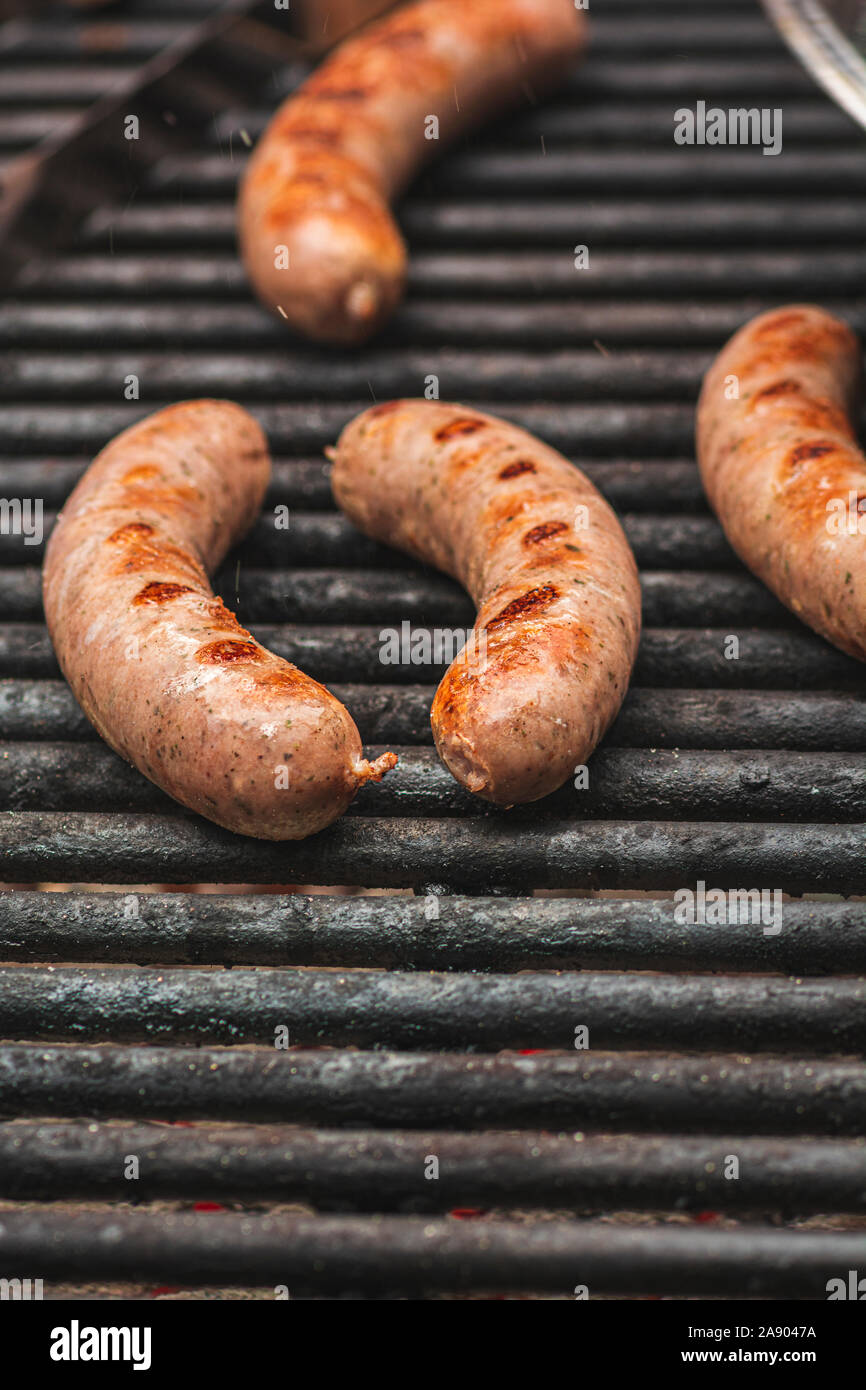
left=331, top=400, right=641, bottom=804
left=238, top=0, right=587, bottom=344
left=696, top=304, right=866, bottom=662
left=42, top=400, right=396, bottom=840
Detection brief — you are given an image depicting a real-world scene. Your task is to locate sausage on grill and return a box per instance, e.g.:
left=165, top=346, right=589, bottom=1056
left=331, top=400, right=641, bottom=804
left=697, top=304, right=866, bottom=662
left=238, top=0, right=588, bottom=344
left=42, top=401, right=396, bottom=839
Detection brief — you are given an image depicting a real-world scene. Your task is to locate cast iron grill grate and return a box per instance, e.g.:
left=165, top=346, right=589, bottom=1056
left=0, top=0, right=863, bottom=1299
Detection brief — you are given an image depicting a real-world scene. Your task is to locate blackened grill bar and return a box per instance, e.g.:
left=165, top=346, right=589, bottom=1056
left=3, top=744, right=866, bottom=823
left=2, top=1124, right=865, bottom=1214
left=0, top=567, right=820, bottom=626
left=0, top=512, right=741, bottom=567
left=2, top=891, right=866, bottom=974
left=0, top=457, right=710, bottom=510
left=2, top=625, right=864, bottom=687
left=216, top=100, right=856, bottom=147
left=0, top=0, right=865, bottom=1301
left=17, top=249, right=866, bottom=297
left=5, top=296, right=866, bottom=345
left=0, top=400, right=699, bottom=451
left=1, top=1045, right=863, bottom=1135
left=154, top=148, right=866, bottom=194
left=3, top=683, right=866, bottom=751
left=1, top=964, right=864, bottom=1051
left=3, top=813, right=866, bottom=892
left=0, top=1210, right=862, bottom=1297
left=36, top=197, right=866, bottom=245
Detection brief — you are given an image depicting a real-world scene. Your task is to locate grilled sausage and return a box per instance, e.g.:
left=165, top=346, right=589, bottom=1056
left=697, top=304, right=866, bottom=662
left=42, top=401, right=396, bottom=840
left=238, top=0, right=587, bottom=344
left=331, top=400, right=641, bottom=804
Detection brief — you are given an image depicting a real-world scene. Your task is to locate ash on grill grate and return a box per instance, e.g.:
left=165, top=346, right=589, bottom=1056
left=0, top=0, right=864, bottom=1301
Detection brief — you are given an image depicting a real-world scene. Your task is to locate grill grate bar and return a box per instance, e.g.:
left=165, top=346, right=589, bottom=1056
left=151, top=148, right=866, bottom=195
left=18, top=261, right=866, bottom=304
left=0, top=457, right=711, bottom=511
left=0, top=567, right=800, bottom=628
left=18, top=254, right=866, bottom=300
left=3, top=625, right=862, bottom=688
left=1, top=1043, right=862, bottom=1134
left=53, top=198, right=866, bottom=247
left=1, top=14, right=782, bottom=61
left=0, top=455, right=715, bottom=512
left=1, top=963, right=864, bottom=1052
left=4, top=743, right=865, bottom=824
left=0, top=567, right=795, bottom=627
left=0, top=400, right=700, bottom=453
left=1, top=513, right=735, bottom=568
left=2, top=891, right=864, bottom=974
left=2, top=1123, right=863, bottom=1214
left=0, top=1209, right=862, bottom=1296
left=0, top=65, right=141, bottom=104
left=561, top=59, right=814, bottom=97
left=214, top=100, right=857, bottom=147
left=3, top=812, right=866, bottom=893
left=3, top=298, right=864, bottom=346
left=4, top=683, right=864, bottom=753
left=0, top=347, right=716, bottom=399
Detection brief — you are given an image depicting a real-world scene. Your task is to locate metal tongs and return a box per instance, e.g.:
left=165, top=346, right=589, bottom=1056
left=0, top=0, right=391, bottom=288
left=763, top=0, right=866, bottom=129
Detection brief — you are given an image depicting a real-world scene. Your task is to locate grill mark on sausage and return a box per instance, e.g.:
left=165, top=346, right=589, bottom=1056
left=133, top=581, right=196, bottom=606
left=250, top=665, right=310, bottom=692
left=486, top=582, right=559, bottom=631
left=782, top=440, right=843, bottom=482
left=122, top=465, right=161, bottom=483
left=499, top=459, right=537, bottom=480
left=434, top=417, right=485, bottom=442
left=120, top=482, right=201, bottom=511
left=196, top=639, right=262, bottom=665
left=377, top=28, right=427, bottom=46
left=307, top=86, right=369, bottom=102
left=523, top=521, right=568, bottom=546
left=764, top=396, right=851, bottom=437
left=781, top=483, right=847, bottom=533
left=787, top=441, right=838, bottom=467
left=753, top=311, right=810, bottom=336
left=448, top=446, right=486, bottom=474
left=748, top=378, right=803, bottom=408
left=206, top=597, right=250, bottom=635
left=278, top=126, right=341, bottom=145
left=751, top=311, right=858, bottom=361
left=108, top=532, right=207, bottom=582
left=367, top=401, right=402, bottom=419
left=107, top=522, right=155, bottom=544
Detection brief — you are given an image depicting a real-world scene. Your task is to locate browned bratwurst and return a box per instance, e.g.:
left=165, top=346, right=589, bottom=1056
left=697, top=305, right=866, bottom=662
left=42, top=401, right=395, bottom=840
left=331, top=401, right=641, bottom=804
left=238, top=0, right=587, bottom=344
